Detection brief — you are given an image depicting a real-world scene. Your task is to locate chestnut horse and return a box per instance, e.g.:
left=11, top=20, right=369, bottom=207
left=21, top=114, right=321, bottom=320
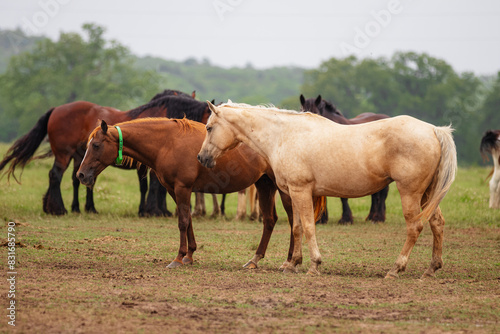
left=198, top=101, right=457, bottom=279
left=300, top=94, right=390, bottom=224
left=77, top=118, right=325, bottom=269
left=0, top=92, right=210, bottom=216
left=480, top=130, right=500, bottom=208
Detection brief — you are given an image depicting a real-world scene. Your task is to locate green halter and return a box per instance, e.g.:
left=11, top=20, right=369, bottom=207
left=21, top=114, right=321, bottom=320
left=115, top=126, right=123, bottom=165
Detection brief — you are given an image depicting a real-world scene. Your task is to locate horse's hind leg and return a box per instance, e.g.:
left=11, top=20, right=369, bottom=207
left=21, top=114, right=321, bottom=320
left=338, top=198, right=353, bottom=224
left=385, top=193, right=423, bottom=279
left=421, top=205, right=445, bottom=279
left=192, top=193, right=206, bottom=217
left=43, top=157, right=71, bottom=215
left=367, top=186, right=389, bottom=223
left=235, top=189, right=247, bottom=220
left=210, top=194, right=220, bottom=218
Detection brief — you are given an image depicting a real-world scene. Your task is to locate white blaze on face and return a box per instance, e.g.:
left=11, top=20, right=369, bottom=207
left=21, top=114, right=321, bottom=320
left=81, top=138, right=92, bottom=166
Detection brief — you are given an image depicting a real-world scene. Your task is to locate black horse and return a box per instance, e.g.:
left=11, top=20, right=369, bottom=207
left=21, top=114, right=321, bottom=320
left=299, top=94, right=390, bottom=225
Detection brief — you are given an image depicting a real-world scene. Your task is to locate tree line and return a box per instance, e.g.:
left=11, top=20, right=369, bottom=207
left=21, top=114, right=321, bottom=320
left=0, top=24, right=497, bottom=165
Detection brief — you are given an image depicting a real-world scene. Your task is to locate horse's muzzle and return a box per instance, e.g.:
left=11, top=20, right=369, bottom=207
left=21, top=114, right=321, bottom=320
left=77, top=171, right=95, bottom=188
left=197, top=153, right=215, bottom=168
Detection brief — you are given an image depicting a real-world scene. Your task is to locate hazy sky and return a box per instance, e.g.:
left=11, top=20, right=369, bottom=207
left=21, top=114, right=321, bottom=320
left=1, top=0, right=500, bottom=75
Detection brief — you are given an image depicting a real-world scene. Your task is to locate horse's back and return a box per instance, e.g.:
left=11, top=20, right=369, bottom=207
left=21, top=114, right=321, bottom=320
left=47, top=101, right=122, bottom=152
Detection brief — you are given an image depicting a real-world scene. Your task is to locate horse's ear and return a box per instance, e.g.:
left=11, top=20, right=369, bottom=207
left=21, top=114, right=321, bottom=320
left=191, top=90, right=196, bottom=98
left=207, top=100, right=218, bottom=115
left=101, top=120, right=108, bottom=134
left=315, top=95, right=322, bottom=106
left=299, top=94, right=305, bottom=106
left=210, top=99, right=215, bottom=105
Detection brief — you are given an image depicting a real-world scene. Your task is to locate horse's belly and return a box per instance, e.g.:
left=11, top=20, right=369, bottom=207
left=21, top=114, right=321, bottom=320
left=314, top=174, right=390, bottom=198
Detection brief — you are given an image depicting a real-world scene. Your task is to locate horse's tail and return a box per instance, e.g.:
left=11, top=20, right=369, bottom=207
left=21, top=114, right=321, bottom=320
left=0, top=107, right=54, bottom=183
left=417, top=126, right=457, bottom=222
left=313, top=196, right=327, bottom=222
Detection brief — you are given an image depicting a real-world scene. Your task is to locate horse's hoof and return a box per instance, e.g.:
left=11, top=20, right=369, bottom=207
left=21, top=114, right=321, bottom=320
left=337, top=219, right=353, bottom=225
left=182, top=256, right=194, bottom=265
left=166, top=260, right=183, bottom=269
left=279, top=261, right=291, bottom=270
left=242, top=260, right=258, bottom=269
left=282, top=267, right=298, bottom=274
left=384, top=272, right=399, bottom=279
left=420, top=272, right=436, bottom=280
left=306, top=269, right=321, bottom=276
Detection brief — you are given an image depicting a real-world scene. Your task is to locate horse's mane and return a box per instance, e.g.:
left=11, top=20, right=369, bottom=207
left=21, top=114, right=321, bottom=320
left=126, top=95, right=208, bottom=121
left=88, top=118, right=204, bottom=146
left=320, top=99, right=344, bottom=117
left=148, top=89, right=193, bottom=101
left=221, top=100, right=321, bottom=118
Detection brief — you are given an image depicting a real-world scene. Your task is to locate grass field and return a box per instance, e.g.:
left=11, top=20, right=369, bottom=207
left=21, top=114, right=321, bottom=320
left=0, top=142, right=499, bottom=333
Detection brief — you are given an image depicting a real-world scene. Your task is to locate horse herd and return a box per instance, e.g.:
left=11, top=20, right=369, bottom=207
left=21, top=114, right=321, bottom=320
left=1, top=89, right=498, bottom=278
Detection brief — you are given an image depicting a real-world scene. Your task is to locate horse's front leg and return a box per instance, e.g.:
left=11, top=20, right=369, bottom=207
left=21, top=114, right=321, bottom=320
left=167, top=186, right=196, bottom=269
left=242, top=177, right=277, bottom=269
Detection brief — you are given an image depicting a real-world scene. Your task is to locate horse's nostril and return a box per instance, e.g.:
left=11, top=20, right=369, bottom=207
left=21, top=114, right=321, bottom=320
left=77, top=172, right=84, bottom=180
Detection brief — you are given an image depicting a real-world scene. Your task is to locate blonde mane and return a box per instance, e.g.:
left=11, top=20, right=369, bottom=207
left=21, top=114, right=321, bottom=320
left=219, top=100, right=323, bottom=118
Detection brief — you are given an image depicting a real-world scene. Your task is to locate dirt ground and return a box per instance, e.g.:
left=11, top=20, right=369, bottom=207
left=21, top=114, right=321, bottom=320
left=6, top=242, right=499, bottom=334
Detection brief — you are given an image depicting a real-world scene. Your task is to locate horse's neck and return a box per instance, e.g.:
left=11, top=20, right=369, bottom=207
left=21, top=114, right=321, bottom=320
left=119, top=122, right=166, bottom=170
left=229, top=109, right=288, bottom=160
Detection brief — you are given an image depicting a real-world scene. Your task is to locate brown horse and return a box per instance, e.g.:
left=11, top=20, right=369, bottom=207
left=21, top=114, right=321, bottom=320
left=300, top=94, right=390, bottom=224
left=77, top=118, right=320, bottom=269
left=0, top=91, right=211, bottom=216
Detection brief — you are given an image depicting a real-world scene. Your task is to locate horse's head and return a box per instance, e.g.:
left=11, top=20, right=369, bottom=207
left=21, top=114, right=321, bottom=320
left=299, top=94, right=347, bottom=123
left=300, top=94, right=323, bottom=114
left=197, top=101, right=239, bottom=168
left=77, top=120, right=119, bottom=187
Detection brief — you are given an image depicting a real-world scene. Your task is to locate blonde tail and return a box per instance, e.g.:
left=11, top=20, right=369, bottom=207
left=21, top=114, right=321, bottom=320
left=417, top=126, right=457, bottom=222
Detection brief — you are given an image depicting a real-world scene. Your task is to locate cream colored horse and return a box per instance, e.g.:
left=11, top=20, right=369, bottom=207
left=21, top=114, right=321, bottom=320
left=480, top=130, right=500, bottom=208
left=198, top=101, right=457, bottom=279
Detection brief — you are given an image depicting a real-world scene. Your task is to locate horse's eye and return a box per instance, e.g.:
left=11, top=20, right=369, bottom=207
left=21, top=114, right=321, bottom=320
left=92, top=142, right=100, bottom=149
left=206, top=126, right=212, bottom=132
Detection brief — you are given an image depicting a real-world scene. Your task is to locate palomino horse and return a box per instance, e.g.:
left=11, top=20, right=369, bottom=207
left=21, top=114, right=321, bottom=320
left=198, top=101, right=457, bottom=279
left=300, top=94, right=390, bottom=224
left=480, top=130, right=500, bottom=208
left=77, top=118, right=323, bottom=269
left=0, top=92, right=211, bottom=216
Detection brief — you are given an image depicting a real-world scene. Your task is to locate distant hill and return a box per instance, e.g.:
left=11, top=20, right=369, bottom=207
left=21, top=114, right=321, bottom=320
left=134, top=56, right=304, bottom=107
left=0, top=29, right=304, bottom=106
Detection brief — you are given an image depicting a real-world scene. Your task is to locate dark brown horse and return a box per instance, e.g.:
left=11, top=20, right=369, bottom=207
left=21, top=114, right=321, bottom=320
left=0, top=92, right=211, bottom=216
left=300, top=94, right=390, bottom=224
left=77, top=118, right=312, bottom=269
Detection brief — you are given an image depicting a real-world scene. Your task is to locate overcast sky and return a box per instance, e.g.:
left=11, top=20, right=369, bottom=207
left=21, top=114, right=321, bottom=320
left=1, top=0, right=499, bottom=75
